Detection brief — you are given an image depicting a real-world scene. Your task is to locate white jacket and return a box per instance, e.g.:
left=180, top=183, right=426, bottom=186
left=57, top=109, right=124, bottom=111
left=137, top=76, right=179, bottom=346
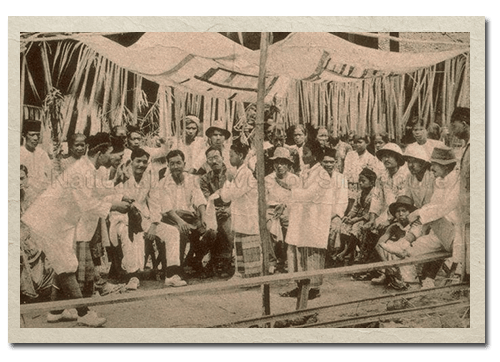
left=221, top=164, right=259, bottom=235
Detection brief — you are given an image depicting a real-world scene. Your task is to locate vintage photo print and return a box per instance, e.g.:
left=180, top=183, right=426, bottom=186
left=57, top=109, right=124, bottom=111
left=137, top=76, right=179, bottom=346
left=8, top=16, right=485, bottom=343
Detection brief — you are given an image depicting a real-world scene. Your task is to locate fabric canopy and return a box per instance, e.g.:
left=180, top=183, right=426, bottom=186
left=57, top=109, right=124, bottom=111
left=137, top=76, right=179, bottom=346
left=76, top=32, right=469, bottom=103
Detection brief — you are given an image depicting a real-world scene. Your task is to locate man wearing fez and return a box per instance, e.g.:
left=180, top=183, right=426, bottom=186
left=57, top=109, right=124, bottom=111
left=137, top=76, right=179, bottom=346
left=20, top=120, right=53, bottom=195
left=22, top=132, right=131, bottom=327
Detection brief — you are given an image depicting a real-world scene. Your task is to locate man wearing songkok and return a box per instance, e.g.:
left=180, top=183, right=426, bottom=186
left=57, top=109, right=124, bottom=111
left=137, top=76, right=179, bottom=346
left=199, top=146, right=233, bottom=276
left=220, top=142, right=261, bottom=279
left=265, top=147, right=301, bottom=273
left=20, top=120, right=53, bottom=195
left=116, top=148, right=185, bottom=287
left=22, top=132, right=132, bottom=327
left=451, top=107, right=470, bottom=282
left=160, top=150, right=209, bottom=276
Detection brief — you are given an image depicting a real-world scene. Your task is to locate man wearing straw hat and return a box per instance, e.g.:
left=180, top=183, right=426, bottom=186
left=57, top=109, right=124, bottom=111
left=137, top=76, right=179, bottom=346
left=203, top=120, right=232, bottom=169
left=403, top=145, right=435, bottom=209
left=365, top=143, right=410, bottom=231
left=407, top=146, right=462, bottom=288
left=20, top=119, right=53, bottom=196
left=265, top=147, right=301, bottom=273
left=450, top=107, right=470, bottom=282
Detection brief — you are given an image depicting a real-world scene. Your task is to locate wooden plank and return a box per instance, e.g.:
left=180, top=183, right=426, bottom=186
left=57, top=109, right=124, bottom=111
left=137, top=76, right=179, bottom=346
left=20, top=252, right=451, bottom=315
left=255, top=32, right=272, bottom=317
left=213, top=283, right=469, bottom=328
left=296, top=279, right=310, bottom=310
left=298, top=301, right=469, bottom=328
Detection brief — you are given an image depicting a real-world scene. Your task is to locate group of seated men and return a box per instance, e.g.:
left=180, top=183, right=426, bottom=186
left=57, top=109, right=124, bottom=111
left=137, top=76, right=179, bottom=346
left=19, top=107, right=470, bottom=326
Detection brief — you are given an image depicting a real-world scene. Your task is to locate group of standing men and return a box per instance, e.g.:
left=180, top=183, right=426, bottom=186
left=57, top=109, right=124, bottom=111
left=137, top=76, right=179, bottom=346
left=19, top=105, right=471, bottom=327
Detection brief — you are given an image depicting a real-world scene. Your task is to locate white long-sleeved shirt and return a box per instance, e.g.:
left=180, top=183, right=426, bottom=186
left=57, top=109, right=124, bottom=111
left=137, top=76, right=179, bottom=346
left=416, top=169, right=460, bottom=226
left=20, top=146, right=53, bottom=194
left=370, top=165, right=410, bottom=220
left=286, top=163, right=348, bottom=249
left=220, top=164, right=259, bottom=235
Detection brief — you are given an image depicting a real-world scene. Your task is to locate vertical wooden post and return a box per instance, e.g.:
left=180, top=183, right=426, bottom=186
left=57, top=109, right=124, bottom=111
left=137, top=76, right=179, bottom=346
left=390, top=32, right=400, bottom=52
left=255, top=32, right=272, bottom=318
left=20, top=55, right=26, bottom=145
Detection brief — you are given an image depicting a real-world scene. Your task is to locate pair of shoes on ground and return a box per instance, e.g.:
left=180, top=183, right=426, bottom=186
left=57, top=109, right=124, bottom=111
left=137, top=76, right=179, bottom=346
left=47, top=309, right=106, bottom=327
left=164, top=274, right=187, bottom=287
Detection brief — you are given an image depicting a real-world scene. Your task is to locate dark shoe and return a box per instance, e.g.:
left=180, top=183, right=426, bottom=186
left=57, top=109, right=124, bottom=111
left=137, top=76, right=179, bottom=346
left=280, top=287, right=299, bottom=298
left=387, top=275, right=408, bottom=291
left=308, top=288, right=321, bottom=300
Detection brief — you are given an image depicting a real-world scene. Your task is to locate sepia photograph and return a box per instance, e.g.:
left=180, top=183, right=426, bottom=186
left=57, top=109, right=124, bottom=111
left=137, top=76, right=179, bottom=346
left=8, top=16, right=485, bottom=343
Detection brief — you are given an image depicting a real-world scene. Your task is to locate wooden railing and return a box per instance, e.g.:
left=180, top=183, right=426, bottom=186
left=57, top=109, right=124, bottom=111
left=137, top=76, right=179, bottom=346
left=20, top=251, right=451, bottom=316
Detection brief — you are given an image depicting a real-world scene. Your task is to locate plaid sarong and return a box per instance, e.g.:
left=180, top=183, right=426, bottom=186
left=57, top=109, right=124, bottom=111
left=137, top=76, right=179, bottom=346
left=75, top=241, right=95, bottom=286
left=287, top=246, right=325, bottom=288
left=234, top=233, right=262, bottom=278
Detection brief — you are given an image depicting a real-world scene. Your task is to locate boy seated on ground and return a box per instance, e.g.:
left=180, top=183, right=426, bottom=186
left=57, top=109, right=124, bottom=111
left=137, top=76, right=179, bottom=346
left=372, top=196, right=424, bottom=290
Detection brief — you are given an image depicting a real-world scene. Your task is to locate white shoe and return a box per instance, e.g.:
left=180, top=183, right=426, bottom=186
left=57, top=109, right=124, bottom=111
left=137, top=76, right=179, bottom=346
left=421, top=278, right=435, bottom=289
left=164, top=275, right=187, bottom=287
left=47, top=308, right=78, bottom=323
left=77, top=311, right=107, bottom=327
left=126, top=277, right=140, bottom=290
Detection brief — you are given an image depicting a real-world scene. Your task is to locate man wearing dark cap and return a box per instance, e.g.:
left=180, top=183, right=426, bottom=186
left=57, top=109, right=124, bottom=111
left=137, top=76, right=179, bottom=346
left=375, top=195, right=423, bottom=290
left=20, top=120, right=53, bottom=195
left=451, top=107, right=470, bottom=281
left=22, top=132, right=131, bottom=327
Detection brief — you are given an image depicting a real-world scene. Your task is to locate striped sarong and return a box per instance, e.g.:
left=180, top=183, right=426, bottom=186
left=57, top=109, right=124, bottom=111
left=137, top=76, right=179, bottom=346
left=287, top=245, right=325, bottom=287
left=75, top=241, right=95, bottom=287
left=234, top=233, right=262, bottom=278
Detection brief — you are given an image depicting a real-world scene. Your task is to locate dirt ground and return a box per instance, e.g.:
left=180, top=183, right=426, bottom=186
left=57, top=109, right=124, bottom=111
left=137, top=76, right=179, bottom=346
left=21, top=269, right=470, bottom=329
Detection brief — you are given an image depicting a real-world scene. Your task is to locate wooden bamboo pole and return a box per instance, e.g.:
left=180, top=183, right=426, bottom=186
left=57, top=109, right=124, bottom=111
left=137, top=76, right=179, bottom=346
left=255, top=32, right=272, bottom=318
left=20, top=55, right=26, bottom=144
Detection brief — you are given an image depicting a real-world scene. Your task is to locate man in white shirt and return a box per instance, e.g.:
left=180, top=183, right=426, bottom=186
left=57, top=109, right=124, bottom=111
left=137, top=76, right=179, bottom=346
left=265, top=147, right=300, bottom=272
left=119, top=148, right=186, bottom=287
left=175, top=115, right=206, bottom=174
left=221, top=142, right=261, bottom=278
left=20, top=120, right=53, bottom=196
left=160, top=149, right=208, bottom=276
left=407, top=147, right=461, bottom=288
left=22, top=132, right=131, bottom=327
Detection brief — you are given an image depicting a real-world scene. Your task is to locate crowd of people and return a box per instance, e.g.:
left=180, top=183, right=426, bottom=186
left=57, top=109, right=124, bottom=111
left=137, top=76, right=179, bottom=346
left=19, top=106, right=471, bottom=327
